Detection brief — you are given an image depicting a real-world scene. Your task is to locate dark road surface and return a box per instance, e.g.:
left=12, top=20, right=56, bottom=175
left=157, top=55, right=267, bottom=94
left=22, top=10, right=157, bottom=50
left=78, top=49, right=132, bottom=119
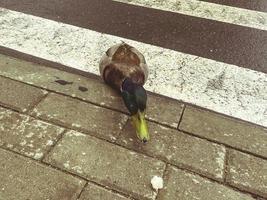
left=0, top=0, right=266, bottom=73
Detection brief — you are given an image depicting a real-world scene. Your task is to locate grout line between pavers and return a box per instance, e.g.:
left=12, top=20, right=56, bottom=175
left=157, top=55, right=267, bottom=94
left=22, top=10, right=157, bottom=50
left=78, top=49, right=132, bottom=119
left=176, top=104, right=186, bottom=129
left=0, top=145, right=88, bottom=181
left=117, top=114, right=267, bottom=163
left=79, top=179, right=139, bottom=200
left=5, top=135, right=138, bottom=200
left=0, top=147, right=121, bottom=197
left=1, top=101, right=267, bottom=165
left=179, top=129, right=267, bottom=161
left=30, top=112, right=123, bottom=145
left=0, top=119, right=261, bottom=198
left=29, top=108, right=230, bottom=189
left=76, top=181, right=88, bottom=200
left=2, top=77, right=266, bottom=162
left=1, top=49, right=263, bottom=132
left=0, top=101, right=21, bottom=113
left=0, top=75, right=128, bottom=115
left=0, top=148, right=142, bottom=199
left=1, top=74, right=266, bottom=130
left=1, top=143, right=262, bottom=199
left=155, top=162, right=169, bottom=200
left=0, top=76, right=264, bottom=198
left=180, top=101, right=267, bottom=131
left=0, top=103, right=122, bottom=149
left=26, top=91, right=49, bottom=114
left=0, top=104, right=28, bottom=115
left=169, top=164, right=260, bottom=199
left=1, top=102, right=266, bottom=165
left=0, top=73, right=186, bottom=131
left=145, top=116, right=181, bottom=130
left=0, top=74, right=267, bottom=133
left=84, top=180, right=139, bottom=200
left=5, top=76, right=266, bottom=160
left=40, top=128, right=67, bottom=162
left=46, top=161, right=138, bottom=200
left=223, top=148, right=230, bottom=183
left=113, top=140, right=227, bottom=184
left=0, top=80, right=265, bottom=197
left=1, top=102, right=225, bottom=184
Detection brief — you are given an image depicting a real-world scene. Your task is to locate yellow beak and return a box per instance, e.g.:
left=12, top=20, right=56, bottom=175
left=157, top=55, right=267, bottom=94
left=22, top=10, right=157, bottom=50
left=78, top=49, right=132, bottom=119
left=131, top=110, right=149, bottom=143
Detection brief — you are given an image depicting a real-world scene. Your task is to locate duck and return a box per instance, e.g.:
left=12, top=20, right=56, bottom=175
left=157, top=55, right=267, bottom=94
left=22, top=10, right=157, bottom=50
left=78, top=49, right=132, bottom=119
left=99, top=42, right=149, bottom=143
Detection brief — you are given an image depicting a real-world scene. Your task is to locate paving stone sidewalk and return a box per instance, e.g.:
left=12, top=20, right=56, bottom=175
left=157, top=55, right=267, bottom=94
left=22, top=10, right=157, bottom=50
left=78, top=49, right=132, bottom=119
left=0, top=54, right=266, bottom=200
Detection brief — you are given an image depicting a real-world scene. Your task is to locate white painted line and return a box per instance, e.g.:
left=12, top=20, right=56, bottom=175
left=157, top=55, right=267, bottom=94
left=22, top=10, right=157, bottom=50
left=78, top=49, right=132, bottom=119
left=0, top=8, right=266, bottom=127
left=114, top=0, right=267, bottom=31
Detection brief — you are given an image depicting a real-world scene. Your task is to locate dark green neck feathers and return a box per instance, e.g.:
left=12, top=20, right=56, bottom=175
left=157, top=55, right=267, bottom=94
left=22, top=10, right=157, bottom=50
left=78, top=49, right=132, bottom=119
left=121, top=78, right=147, bottom=115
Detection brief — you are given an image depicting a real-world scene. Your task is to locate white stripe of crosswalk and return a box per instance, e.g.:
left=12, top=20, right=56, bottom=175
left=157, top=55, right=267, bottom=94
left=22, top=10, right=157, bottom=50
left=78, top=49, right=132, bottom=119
left=114, top=0, right=267, bottom=31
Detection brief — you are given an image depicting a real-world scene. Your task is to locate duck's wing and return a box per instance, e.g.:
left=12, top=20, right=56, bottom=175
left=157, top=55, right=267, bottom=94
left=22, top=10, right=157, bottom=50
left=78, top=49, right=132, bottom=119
left=99, top=43, right=121, bottom=80
left=99, top=43, right=149, bottom=90
left=130, top=46, right=148, bottom=82
left=111, top=43, right=140, bottom=65
left=112, top=43, right=148, bottom=81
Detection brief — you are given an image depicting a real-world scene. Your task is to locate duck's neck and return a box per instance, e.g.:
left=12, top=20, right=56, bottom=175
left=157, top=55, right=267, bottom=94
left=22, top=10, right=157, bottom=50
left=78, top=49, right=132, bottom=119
left=121, top=78, right=136, bottom=93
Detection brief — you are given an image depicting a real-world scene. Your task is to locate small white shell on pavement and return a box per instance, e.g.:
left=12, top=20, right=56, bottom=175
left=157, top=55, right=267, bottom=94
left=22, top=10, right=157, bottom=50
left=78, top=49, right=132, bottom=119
left=151, top=175, right=163, bottom=191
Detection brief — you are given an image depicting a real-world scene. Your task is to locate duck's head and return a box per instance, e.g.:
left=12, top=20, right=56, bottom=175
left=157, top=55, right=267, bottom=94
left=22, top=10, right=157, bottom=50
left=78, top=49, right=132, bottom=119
left=121, top=78, right=149, bottom=143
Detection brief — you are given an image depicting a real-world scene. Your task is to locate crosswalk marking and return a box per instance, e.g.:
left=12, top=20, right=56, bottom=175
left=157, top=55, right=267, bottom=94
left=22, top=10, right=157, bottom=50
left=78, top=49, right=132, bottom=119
left=0, top=7, right=266, bottom=127
left=114, top=0, right=267, bottom=30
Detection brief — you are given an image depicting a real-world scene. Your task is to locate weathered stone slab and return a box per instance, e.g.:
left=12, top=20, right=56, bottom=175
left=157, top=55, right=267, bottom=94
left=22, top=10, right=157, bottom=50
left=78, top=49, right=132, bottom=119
left=0, top=75, right=47, bottom=112
left=0, top=54, right=184, bottom=126
left=146, top=94, right=184, bottom=128
left=79, top=182, right=132, bottom=200
left=32, top=93, right=128, bottom=141
left=0, top=107, right=64, bottom=160
left=0, top=148, right=85, bottom=200
left=157, top=166, right=254, bottom=200
left=118, top=121, right=226, bottom=181
left=0, top=54, right=126, bottom=111
left=227, top=150, right=267, bottom=198
left=180, top=106, right=267, bottom=158
left=44, top=130, right=166, bottom=200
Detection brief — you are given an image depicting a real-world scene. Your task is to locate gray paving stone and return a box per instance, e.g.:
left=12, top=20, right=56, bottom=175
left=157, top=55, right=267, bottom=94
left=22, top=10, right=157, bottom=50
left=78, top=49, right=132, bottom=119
left=157, top=166, right=254, bottom=200
left=0, top=107, right=64, bottom=160
left=118, top=121, right=226, bottom=181
left=180, top=106, right=267, bottom=158
left=146, top=94, right=184, bottom=128
left=0, top=75, right=47, bottom=112
left=32, top=93, right=128, bottom=141
left=0, top=54, right=126, bottom=111
left=255, top=198, right=266, bottom=200
left=227, top=150, right=267, bottom=198
left=79, top=182, right=132, bottom=200
left=0, top=148, right=85, bottom=200
left=0, top=54, right=184, bottom=126
left=44, top=130, right=166, bottom=200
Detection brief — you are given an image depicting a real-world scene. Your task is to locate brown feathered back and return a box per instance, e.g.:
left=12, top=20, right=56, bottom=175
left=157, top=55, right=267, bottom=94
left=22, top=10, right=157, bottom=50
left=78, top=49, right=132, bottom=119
left=99, top=43, right=148, bottom=91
